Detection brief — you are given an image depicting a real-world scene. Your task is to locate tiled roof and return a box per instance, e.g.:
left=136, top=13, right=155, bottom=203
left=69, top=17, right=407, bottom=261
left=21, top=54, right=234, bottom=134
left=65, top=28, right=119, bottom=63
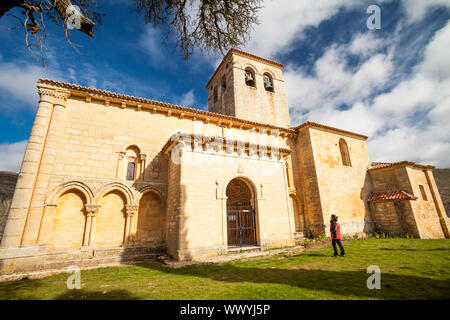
left=295, top=121, right=368, bottom=141
left=37, top=78, right=296, bottom=134
left=206, top=48, right=284, bottom=88
left=368, top=161, right=435, bottom=171
left=369, top=190, right=418, bottom=202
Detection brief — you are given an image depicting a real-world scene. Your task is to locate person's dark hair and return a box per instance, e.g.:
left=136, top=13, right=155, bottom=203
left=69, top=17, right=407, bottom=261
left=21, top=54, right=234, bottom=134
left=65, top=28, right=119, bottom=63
left=331, top=214, right=338, bottom=221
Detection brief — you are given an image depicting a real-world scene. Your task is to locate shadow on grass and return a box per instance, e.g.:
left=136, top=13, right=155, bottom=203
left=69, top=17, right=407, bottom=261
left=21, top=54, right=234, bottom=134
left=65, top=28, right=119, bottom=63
left=380, top=247, right=450, bottom=252
left=0, top=277, right=141, bottom=300
left=136, top=262, right=450, bottom=300
left=54, top=289, right=142, bottom=300
left=0, top=278, right=43, bottom=299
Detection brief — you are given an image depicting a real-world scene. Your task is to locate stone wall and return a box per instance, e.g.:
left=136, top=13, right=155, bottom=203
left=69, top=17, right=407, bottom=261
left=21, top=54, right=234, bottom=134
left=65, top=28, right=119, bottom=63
left=301, top=126, right=374, bottom=237
left=1, top=82, right=293, bottom=270
left=368, top=165, right=447, bottom=238
left=433, top=169, right=450, bottom=217
left=207, top=51, right=290, bottom=128
left=0, top=172, right=18, bottom=242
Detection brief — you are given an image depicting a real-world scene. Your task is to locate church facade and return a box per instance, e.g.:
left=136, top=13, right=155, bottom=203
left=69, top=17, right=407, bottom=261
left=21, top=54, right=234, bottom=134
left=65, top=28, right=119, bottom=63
left=1, top=49, right=449, bottom=278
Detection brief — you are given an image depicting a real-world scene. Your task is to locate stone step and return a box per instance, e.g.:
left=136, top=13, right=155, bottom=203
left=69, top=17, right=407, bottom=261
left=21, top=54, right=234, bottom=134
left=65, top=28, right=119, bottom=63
left=227, top=246, right=262, bottom=254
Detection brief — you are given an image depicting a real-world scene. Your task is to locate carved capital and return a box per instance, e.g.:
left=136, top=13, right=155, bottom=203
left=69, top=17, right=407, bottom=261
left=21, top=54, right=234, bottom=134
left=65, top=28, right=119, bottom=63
left=139, top=154, right=147, bottom=161
left=85, top=204, right=100, bottom=216
left=125, top=205, right=139, bottom=216
left=118, top=151, right=126, bottom=160
left=37, top=85, right=70, bottom=105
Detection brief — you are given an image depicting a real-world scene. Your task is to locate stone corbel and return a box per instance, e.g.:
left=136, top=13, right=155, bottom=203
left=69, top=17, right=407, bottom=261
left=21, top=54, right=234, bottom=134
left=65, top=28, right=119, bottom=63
left=225, top=139, right=234, bottom=154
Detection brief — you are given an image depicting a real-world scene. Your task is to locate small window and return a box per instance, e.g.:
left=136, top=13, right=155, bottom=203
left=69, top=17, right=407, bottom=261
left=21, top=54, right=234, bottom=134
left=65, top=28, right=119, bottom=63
left=245, top=68, right=256, bottom=87
left=213, top=86, right=218, bottom=103
left=263, top=73, right=274, bottom=92
left=126, top=162, right=135, bottom=181
left=419, top=185, right=428, bottom=201
left=221, top=75, right=226, bottom=90
left=339, top=138, right=352, bottom=167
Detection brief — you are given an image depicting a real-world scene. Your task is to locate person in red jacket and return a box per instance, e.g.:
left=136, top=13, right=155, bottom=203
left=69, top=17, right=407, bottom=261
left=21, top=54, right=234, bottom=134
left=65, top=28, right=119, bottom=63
left=330, top=214, right=345, bottom=257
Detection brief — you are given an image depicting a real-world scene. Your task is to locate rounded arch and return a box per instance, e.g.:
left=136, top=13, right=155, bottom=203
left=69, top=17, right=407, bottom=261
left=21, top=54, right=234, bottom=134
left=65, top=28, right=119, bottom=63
left=242, top=63, right=259, bottom=74
left=288, top=188, right=306, bottom=234
left=339, top=138, right=352, bottom=167
left=261, top=68, right=275, bottom=79
left=94, top=182, right=133, bottom=205
left=221, top=175, right=259, bottom=202
left=135, top=185, right=165, bottom=207
left=46, top=181, right=94, bottom=206
left=125, top=144, right=141, bottom=154
left=263, top=72, right=274, bottom=92
left=244, top=66, right=257, bottom=87
left=225, top=176, right=259, bottom=247
left=288, top=188, right=302, bottom=202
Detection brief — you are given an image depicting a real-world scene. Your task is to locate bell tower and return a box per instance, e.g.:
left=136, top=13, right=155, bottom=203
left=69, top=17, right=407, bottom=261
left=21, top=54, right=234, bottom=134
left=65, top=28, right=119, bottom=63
left=206, top=49, right=290, bottom=128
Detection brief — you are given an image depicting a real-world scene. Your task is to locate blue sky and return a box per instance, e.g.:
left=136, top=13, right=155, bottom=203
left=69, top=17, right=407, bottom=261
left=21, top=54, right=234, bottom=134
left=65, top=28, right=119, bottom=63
left=0, top=0, right=449, bottom=171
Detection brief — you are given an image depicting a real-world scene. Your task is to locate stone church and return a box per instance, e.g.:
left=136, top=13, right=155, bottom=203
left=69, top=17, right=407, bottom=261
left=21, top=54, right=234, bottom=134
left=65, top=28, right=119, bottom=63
left=1, top=49, right=449, bottom=278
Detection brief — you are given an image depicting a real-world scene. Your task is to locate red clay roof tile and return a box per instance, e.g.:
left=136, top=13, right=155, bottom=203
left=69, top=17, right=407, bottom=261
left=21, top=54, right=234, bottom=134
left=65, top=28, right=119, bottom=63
left=369, top=190, right=418, bottom=202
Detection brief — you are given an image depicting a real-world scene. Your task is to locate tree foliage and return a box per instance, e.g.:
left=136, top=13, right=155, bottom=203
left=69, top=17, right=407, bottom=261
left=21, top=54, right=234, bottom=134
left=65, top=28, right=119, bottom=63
left=0, top=0, right=262, bottom=65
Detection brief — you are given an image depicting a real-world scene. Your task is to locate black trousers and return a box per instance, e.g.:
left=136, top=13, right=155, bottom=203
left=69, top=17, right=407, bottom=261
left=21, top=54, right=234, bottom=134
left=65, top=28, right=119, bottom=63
left=332, top=239, right=345, bottom=256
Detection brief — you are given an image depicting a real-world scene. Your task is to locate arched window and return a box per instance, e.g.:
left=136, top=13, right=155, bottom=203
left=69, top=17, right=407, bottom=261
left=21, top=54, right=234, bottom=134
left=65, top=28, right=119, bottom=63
left=126, top=162, right=136, bottom=180
left=245, top=68, right=256, bottom=87
left=263, top=73, right=274, bottom=92
left=339, top=139, right=352, bottom=167
left=125, top=145, right=141, bottom=181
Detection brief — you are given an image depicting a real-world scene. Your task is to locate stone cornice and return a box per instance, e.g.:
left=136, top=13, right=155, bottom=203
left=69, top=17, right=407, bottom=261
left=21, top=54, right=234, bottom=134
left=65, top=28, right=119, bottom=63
left=162, top=132, right=291, bottom=161
left=295, top=121, right=368, bottom=141
left=37, top=78, right=295, bottom=136
left=368, top=161, right=435, bottom=172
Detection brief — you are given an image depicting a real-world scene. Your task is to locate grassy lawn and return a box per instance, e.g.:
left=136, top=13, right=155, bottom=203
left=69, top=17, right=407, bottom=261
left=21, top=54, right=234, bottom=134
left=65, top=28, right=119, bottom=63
left=0, top=239, right=449, bottom=300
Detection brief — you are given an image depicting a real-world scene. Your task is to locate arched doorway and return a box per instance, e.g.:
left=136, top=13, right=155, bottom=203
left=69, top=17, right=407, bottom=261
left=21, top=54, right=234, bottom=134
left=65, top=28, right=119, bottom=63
left=226, top=178, right=257, bottom=247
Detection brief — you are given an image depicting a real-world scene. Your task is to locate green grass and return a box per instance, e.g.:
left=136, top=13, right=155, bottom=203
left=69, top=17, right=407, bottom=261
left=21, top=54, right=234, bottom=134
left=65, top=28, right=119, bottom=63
left=1, top=239, right=449, bottom=300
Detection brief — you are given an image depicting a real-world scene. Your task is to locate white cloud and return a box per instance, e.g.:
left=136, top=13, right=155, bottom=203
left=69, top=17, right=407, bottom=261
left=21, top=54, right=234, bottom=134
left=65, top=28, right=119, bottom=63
left=0, top=62, right=51, bottom=105
left=177, top=89, right=196, bottom=107
left=243, top=0, right=362, bottom=58
left=138, top=26, right=167, bottom=67
left=0, top=140, right=27, bottom=173
left=285, top=18, right=450, bottom=167
left=398, top=0, right=450, bottom=22
left=285, top=34, right=393, bottom=134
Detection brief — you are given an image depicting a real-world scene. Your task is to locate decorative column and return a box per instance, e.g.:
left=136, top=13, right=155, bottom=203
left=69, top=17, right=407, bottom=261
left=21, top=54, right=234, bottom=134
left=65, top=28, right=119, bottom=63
left=21, top=86, right=70, bottom=246
left=124, top=205, right=139, bottom=244
left=1, top=84, right=69, bottom=248
left=84, top=205, right=100, bottom=247
left=139, top=154, right=147, bottom=181
left=116, top=152, right=126, bottom=179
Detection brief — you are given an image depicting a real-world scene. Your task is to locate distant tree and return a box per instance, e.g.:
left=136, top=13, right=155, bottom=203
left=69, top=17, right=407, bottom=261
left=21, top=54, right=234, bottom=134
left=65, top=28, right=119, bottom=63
left=0, top=0, right=262, bottom=65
